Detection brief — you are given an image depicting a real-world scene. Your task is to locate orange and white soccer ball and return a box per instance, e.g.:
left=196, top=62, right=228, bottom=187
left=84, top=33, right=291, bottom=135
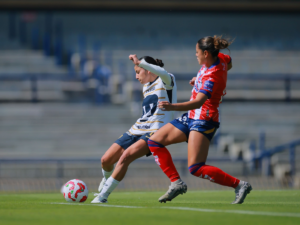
left=63, top=179, right=88, bottom=203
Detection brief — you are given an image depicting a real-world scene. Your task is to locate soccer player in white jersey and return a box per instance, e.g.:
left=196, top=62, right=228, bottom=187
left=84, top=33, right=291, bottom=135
left=91, top=54, right=185, bottom=203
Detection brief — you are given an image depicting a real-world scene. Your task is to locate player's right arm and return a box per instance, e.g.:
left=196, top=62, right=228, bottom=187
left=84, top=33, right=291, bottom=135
left=189, top=77, right=197, bottom=86
left=129, top=54, right=173, bottom=89
left=139, top=59, right=173, bottom=88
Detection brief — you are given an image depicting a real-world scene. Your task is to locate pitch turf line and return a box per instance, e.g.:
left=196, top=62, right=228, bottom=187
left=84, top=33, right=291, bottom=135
left=50, top=203, right=300, bottom=218
left=161, top=207, right=300, bottom=218
left=51, top=203, right=143, bottom=208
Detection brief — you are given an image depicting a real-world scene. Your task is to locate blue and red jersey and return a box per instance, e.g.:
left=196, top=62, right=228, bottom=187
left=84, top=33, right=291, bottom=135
left=188, top=52, right=231, bottom=122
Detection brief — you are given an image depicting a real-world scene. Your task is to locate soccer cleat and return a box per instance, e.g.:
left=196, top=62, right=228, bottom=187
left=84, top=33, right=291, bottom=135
left=159, top=179, right=187, bottom=203
left=231, top=182, right=252, bottom=204
left=98, top=178, right=106, bottom=192
left=91, top=193, right=108, bottom=203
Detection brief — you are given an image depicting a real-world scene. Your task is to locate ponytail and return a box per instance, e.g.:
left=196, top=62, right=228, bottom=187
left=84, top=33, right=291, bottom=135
left=198, top=35, right=233, bottom=57
left=155, top=59, right=164, bottom=67
left=213, top=35, right=232, bottom=50
left=139, top=56, right=164, bottom=67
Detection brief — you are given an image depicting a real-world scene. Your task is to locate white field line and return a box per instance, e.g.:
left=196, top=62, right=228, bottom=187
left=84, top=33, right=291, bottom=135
left=161, top=207, right=300, bottom=218
left=51, top=202, right=142, bottom=208
left=49, top=202, right=300, bottom=218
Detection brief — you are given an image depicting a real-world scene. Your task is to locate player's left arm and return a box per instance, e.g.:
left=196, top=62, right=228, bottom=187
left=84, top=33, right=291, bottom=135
left=225, top=55, right=232, bottom=71
left=218, top=52, right=232, bottom=71
left=227, top=61, right=232, bottom=71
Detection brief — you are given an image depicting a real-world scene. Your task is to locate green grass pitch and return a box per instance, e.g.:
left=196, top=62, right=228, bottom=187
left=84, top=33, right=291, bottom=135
left=1, top=190, right=300, bottom=225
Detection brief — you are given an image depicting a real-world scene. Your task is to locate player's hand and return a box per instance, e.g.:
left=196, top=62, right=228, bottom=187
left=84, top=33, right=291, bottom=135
left=189, top=77, right=197, bottom=86
left=129, top=54, right=140, bottom=65
left=158, top=101, right=173, bottom=111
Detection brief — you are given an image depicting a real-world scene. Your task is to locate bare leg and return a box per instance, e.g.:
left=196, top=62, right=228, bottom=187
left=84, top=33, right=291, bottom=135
left=187, top=131, right=240, bottom=188
left=112, top=139, right=150, bottom=181
left=110, top=123, right=187, bottom=182
left=150, top=123, right=187, bottom=146
left=187, top=131, right=210, bottom=167
left=92, top=140, right=150, bottom=203
left=101, top=143, right=125, bottom=172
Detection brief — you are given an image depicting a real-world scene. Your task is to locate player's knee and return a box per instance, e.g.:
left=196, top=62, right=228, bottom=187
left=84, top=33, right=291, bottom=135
left=119, top=151, right=130, bottom=164
left=188, top=162, right=205, bottom=176
left=118, top=150, right=134, bottom=167
left=101, top=155, right=112, bottom=167
left=149, top=135, right=164, bottom=146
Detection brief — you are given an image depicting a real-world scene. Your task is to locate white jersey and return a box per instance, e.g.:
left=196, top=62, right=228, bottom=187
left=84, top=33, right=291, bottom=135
left=128, top=59, right=177, bottom=136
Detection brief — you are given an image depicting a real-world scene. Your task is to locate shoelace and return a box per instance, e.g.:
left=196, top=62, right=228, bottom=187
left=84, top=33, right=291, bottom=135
left=93, top=193, right=100, bottom=197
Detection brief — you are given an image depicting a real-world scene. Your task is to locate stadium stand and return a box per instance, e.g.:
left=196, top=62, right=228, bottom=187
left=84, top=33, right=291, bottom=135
left=0, top=8, right=300, bottom=191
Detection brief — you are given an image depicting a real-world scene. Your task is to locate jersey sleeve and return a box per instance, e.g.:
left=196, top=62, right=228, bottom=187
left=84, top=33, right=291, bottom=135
left=218, top=52, right=231, bottom=64
left=139, top=59, right=173, bottom=89
left=199, top=74, right=220, bottom=99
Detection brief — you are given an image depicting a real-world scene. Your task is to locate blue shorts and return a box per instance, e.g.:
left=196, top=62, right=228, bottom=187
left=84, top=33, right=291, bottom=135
left=115, top=132, right=154, bottom=157
left=170, top=113, right=219, bottom=141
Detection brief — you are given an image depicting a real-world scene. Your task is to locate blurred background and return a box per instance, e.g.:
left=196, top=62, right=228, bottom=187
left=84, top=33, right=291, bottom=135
left=0, top=0, right=300, bottom=193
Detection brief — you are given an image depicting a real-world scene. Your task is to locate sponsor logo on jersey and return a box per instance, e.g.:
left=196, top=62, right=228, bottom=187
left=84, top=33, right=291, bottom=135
left=190, top=120, right=206, bottom=126
left=203, top=80, right=214, bottom=92
left=177, top=114, right=188, bottom=126
left=136, top=125, right=151, bottom=129
left=145, top=87, right=155, bottom=93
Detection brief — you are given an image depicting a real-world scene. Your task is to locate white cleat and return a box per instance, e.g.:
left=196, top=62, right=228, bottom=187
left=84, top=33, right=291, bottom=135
left=98, top=178, right=106, bottom=192
left=91, top=193, right=108, bottom=204
left=231, top=181, right=252, bottom=204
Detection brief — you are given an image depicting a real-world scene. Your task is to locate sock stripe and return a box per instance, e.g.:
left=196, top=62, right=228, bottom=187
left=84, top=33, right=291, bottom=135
left=148, top=139, right=164, bottom=148
left=188, top=162, right=205, bottom=175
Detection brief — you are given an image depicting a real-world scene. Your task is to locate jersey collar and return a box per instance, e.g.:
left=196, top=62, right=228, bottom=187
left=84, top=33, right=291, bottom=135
left=207, top=58, right=220, bottom=69
left=148, top=76, right=159, bottom=85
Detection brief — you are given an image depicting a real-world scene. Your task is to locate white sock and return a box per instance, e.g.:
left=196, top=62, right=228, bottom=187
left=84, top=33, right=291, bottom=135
left=100, top=176, right=120, bottom=198
left=236, top=180, right=245, bottom=190
left=102, top=168, right=113, bottom=180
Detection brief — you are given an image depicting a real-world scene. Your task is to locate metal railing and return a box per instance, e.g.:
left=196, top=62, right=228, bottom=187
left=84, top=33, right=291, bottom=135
left=0, top=156, right=294, bottom=192
left=0, top=156, right=236, bottom=179
left=0, top=73, right=110, bottom=103
left=252, top=136, right=300, bottom=179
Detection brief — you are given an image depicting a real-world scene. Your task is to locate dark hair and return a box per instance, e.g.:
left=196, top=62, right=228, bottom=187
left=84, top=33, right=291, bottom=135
left=139, top=56, right=164, bottom=67
left=197, top=35, right=233, bottom=58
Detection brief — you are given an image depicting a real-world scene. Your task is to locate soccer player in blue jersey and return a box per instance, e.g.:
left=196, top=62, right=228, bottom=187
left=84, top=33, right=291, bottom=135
left=91, top=54, right=184, bottom=203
